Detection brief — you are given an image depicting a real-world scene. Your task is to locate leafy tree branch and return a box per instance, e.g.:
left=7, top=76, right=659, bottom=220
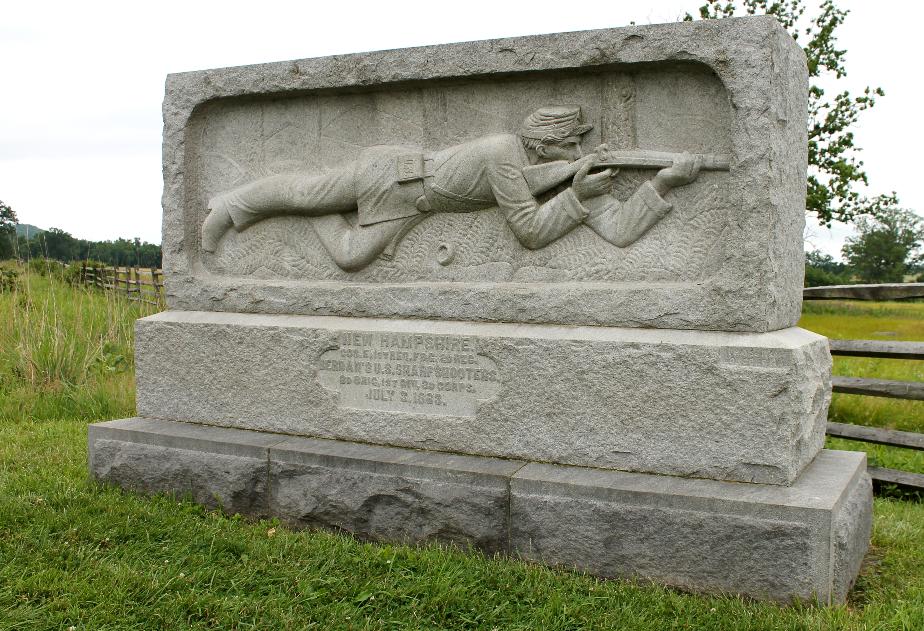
left=686, top=0, right=899, bottom=225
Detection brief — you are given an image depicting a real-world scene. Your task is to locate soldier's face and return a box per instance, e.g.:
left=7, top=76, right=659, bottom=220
left=537, top=136, right=584, bottom=163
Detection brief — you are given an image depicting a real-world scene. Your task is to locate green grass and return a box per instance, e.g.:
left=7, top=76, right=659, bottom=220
left=1, top=272, right=924, bottom=628
left=799, top=300, right=924, bottom=475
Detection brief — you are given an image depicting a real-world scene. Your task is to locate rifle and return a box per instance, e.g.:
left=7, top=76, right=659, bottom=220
left=521, top=150, right=731, bottom=197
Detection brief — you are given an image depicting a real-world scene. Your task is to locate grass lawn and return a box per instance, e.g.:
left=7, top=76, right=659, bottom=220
left=1, top=268, right=923, bottom=629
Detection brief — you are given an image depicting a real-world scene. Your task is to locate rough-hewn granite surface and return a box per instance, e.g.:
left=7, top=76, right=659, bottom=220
left=509, top=448, right=871, bottom=604
left=89, top=418, right=871, bottom=604
left=162, top=16, right=807, bottom=332
left=135, top=311, right=830, bottom=485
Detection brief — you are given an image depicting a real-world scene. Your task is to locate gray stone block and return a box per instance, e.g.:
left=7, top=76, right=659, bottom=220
left=162, top=16, right=807, bottom=333
left=89, top=418, right=519, bottom=552
left=136, top=310, right=830, bottom=485
left=268, top=436, right=523, bottom=552
left=509, top=449, right=871, bottom=604
left=89, top=417, right=283, bottom=515
left=831, top=468, right=874, bottom=603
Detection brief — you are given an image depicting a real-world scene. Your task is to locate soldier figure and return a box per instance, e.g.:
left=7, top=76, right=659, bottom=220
left=201, top=105, right=702, bottom=271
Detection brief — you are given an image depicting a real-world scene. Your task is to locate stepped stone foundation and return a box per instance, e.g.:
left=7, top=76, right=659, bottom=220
left=90, top=418, right=871, bottom=604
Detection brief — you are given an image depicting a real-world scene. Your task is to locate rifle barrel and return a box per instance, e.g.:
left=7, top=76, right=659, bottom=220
left=592, top=151, right=731, bottom=171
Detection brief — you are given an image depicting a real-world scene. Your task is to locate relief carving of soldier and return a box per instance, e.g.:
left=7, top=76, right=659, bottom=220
left=201, top=105, right=705, bottom=271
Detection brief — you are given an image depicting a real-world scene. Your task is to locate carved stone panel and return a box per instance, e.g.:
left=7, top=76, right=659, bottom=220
left=163, top=16, right=808, bottom=332
left=190, top=66, right=731, bottom=284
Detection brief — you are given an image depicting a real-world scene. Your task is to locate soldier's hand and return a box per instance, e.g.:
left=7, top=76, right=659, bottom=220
left=570, top=144, right=609, bottom=173
left=652, top=152, right=702, bottom=194
left=573, top=161, right=616, bottom=201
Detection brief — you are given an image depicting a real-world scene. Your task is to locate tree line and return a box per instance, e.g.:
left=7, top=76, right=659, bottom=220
left=805, top=206, right=924, bottom=286
left=0, top=203, right=161, bottom=268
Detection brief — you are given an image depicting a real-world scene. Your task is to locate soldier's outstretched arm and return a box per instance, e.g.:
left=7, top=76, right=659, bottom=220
left=488, top=161, right=590, bottom=250
left=582, top=186, right=672, bottom=248
left=584, top=153, right=702, bottom=248
left=650, top=153, right=702, bottom=197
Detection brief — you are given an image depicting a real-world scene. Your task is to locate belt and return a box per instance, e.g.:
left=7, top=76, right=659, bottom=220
left=396, top=153, right=434, bottom=213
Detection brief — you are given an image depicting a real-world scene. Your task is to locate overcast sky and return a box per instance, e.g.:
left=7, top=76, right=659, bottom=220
left=1, top=0, right=921, bottom=259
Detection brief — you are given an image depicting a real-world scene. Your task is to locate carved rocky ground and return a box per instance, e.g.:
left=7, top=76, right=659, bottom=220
left=209, top=174, right=730, bottom=283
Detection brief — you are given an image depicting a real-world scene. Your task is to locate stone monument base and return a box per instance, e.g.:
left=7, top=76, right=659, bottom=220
left=89, top=417, right=871, bottom=604
left=134, top=312, right=831, bottom=485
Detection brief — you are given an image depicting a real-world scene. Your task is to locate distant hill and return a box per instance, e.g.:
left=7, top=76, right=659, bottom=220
left=15, top=224, right=45, bottom=238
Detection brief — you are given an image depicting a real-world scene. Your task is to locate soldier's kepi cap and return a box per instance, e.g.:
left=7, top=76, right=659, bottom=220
left=519, top=106, right=593, bottom=141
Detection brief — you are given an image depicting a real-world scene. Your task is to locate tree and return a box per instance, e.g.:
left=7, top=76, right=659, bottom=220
left=686, top=0, right=898, bottom=226
left=0, top=200, right=17, bottom=260
left=804, top=249, right=850, bottom=286
left=37, top=227, right=79, bottom=262
left=841, top=208, right=924, bottom=283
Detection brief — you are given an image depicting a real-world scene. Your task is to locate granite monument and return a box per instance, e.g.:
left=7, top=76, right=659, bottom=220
left=90, top=15, right=871, bottom=604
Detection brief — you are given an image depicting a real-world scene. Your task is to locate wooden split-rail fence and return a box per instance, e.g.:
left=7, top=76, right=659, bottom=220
left=80, top=263, right=165, bottom=307
left=805, top=282, right=924, bottom=493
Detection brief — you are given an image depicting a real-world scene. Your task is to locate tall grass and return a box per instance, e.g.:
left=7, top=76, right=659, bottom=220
left=0, top=264, right=162, bottom=423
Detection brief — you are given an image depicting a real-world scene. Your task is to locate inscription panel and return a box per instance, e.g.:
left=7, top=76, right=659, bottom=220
left=317, top=332, right=501, bottom=416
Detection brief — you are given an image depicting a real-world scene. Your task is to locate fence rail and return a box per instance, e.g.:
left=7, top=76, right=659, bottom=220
left=81, top=264, right=164, bottom=306
left=831, top=376, right=924, bottom=401
left=826, top=421, right=924, bottom=451
left=806, top=283, right=924, bottom=493
left=867, top=467, right=924, bottom=490
left=803, top=282, right=924, bottom=301
left=828, top=339, right=924, bottom=360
